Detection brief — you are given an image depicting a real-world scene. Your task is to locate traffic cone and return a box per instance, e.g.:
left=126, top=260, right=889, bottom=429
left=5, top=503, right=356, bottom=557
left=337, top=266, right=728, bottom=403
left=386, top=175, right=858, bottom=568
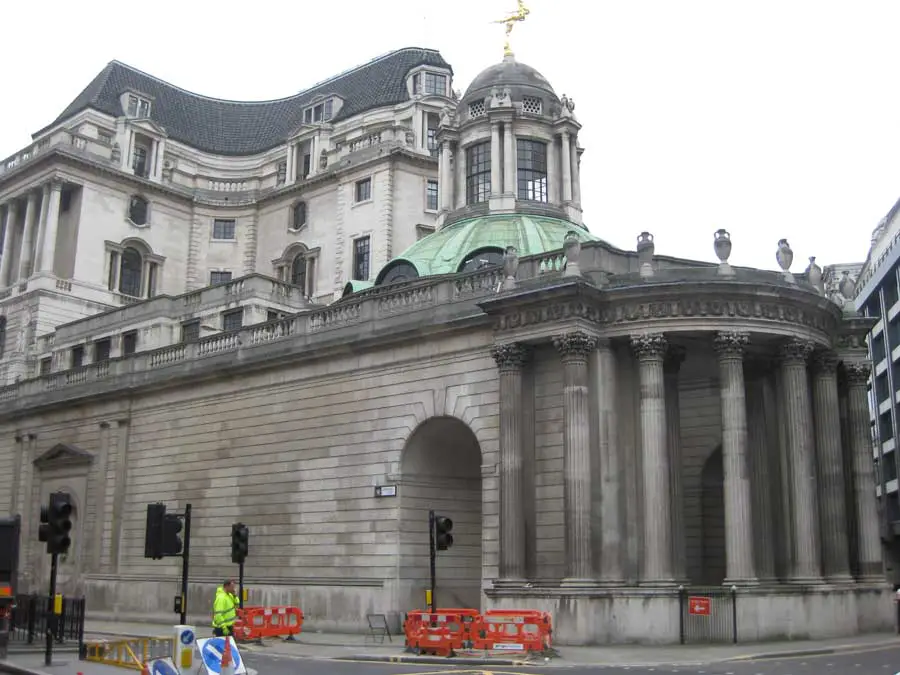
left=220, top=636, right=234, bottom=675
left=140, top=662, right=151, bottom=675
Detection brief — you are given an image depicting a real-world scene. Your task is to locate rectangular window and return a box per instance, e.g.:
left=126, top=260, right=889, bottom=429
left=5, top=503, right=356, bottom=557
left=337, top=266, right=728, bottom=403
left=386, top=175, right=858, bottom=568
left=302, top=154, right=311, bottom=178
left=122, top=330, right=138, bottom=356
left=94, top=338, right=112, bottom=363
left=40, top=357, right=51, bottom=375
left=412, top=73, right=421, bottom=93
left=181, top=320, right=200, bottom=344
left=323, top=99, right=333, bottom=120
left=127, top=95, right=150, bottom=118
left=304, top=108, right=312, bottom=123
left=355, top=178, right=372, bottom=203
left=423, top=72, right=447, bottom=96
left=427, top=128, right=438, bottom=157
left=353, top=236, right=371, bottom=281
left=210, top=270, right=232, bottom=286
left=426, top=180, right=439, bottom=211
left=465, top=142, right=492, bottom=204
left=147, top=263, right=158, bottom=298
left=222, top=309, right=243, bottom=332
left=212, top=219, right=236, bottom=240
left=516, top=139, right=548, bottom=202
left=132, top=145, right=149, bottom=177
left=71, top=345, right=84, bottom=369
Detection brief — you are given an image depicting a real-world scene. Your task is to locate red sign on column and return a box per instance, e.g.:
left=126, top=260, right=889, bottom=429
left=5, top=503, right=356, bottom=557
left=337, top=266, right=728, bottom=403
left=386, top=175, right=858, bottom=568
left=688, top=596, right=711, bottom=616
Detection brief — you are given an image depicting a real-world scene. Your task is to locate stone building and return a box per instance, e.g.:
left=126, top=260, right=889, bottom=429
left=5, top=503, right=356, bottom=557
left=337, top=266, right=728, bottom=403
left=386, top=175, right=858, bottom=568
left=0, top=47, right=892, bottom=645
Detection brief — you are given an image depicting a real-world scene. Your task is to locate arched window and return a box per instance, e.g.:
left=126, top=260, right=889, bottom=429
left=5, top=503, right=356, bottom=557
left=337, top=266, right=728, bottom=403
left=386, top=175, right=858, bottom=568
left=128, top=195, right=149, bottom=225
left=290, top=253, right=307, bottom=291
left=119, top=247, right=143, bottom=297
left=458, top=247, right=505, bottom=273
left=375, top=261, right=420, bottom=286
left=465, top=142, right=491, bottom=205
left=292, top=201, right=307, bottom=230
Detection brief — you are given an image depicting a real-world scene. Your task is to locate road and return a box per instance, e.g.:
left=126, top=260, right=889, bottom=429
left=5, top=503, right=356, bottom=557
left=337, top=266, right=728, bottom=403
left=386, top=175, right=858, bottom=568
left=241, top=644, right=900, bottom=675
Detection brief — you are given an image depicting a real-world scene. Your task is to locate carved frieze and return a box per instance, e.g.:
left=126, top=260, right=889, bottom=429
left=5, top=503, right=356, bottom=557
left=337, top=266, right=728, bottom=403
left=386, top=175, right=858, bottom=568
left=490, top=342, right=531, bottom=371
left=713, top=331, right=750, bottom=359
left=779, top=338, right=815, bottom=365
left=553, top=332, right=598, bottom=361
left=494, top=300, right=600, bottom=332
left=630, top=332, right=668, bottom=360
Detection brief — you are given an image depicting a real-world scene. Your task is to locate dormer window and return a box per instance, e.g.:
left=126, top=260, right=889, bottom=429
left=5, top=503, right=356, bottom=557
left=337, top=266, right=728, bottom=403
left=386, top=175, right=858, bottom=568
left=304, top=98, right=333, bottom=124
left=126, top=94, right=151, bottom=118
left=423, top=73, right=447, bottom=96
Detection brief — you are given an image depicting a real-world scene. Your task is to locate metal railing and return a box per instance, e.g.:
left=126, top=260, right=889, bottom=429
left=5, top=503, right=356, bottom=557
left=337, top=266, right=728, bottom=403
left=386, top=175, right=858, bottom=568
left=9, top=594, right=85, bottom=647
left=678, top=585, right=738, bottom=645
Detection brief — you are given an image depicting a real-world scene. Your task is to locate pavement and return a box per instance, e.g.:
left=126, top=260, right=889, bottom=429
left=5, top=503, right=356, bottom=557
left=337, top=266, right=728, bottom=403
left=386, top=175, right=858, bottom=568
left=1, top=619, right=899, bottom=674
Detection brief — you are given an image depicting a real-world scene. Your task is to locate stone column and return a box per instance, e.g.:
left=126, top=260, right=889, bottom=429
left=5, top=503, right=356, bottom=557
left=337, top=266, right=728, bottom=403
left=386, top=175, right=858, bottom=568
left=595, top=339, right=623, bottom=583
left=811, top=350, right=852, bottom=581
left=779, top=338, right=823, bottom=582
left=503, top=121, right=516, bottom=195
left=571, top=142, right=582, bottom=205
left=554, top=331, right=598, bottom=585
left=747, top=367, right=777, bottom=582
left=845, top=362, right=884, bottom=580
left=561, top=131, right=573, bottom=202
left=39, top=180, right=63, bottom=275
left=34, top=184, right=50, bottom=273
left=490, top=122, right=502, bottom=196
left=0, top=200, right=19, bottom=287
left=664, top=345, right=687, bottom=582
left=440, top=141, right=452, bottom=210
left=714, top=332, right=758, bottom=584
left=17, top=191, right=39, bottom=281
left=491, top=342, right=530, bottom=583
left=630, top=332, right=674, bottom=584
left=547, top=136, right=560, bottom=203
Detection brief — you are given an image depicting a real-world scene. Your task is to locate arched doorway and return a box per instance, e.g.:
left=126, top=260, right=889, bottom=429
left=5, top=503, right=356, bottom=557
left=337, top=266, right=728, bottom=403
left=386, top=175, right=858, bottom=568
left=397, top=416, right=482, bottom=612
left=701, top=446, right=726, bottom=585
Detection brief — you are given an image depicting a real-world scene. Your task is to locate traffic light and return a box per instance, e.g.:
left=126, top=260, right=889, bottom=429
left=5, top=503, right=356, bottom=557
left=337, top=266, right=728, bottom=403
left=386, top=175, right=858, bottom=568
left=231, top=523, right=249, bottom=565
left=144, top=503, right=166, bottom=560
left=38, top=493, right=73, bottom=555
left=162, top=514, right=183, bottom=556
left=434, top=514, right=453, bottom=551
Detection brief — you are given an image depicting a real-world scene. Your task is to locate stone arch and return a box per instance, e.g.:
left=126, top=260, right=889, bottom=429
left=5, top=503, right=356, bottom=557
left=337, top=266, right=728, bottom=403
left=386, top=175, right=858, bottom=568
left=397, top=416, right=482, bottom=613
left=273, top=242, right=315, bottom=296
left=701, top=445, right=726, bottom=585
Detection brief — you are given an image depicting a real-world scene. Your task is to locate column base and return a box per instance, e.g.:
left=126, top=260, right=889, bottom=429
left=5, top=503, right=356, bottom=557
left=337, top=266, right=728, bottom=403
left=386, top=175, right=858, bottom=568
left=560, top=577, right=599, bottom=589
left=596, top=578, right=627, bottom=588
left=787, top=576, right=826, bottom=585
left=856, top=574, right=889, bottom=584
left=638, top=579, right=679, bottom=588
left=493, top=577, right=529, bottom=589
left=723, top=577, right=759, bottom=587
left=824, top=573, right=855, bottom=584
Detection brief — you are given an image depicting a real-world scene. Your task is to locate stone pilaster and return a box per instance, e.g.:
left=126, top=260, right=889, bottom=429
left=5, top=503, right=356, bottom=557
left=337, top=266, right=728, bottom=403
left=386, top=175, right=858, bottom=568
left=554, top=331, right=598, bottom=585
left=490, top=122, right=502, bottom=196
left=811, top=350, right=852, bottom=582
left=664, top=345, right=687, bottom=583
left=630, top=332, right=673, bottom=584
left=844, top=362, right=884, bottom=580
left=714, top=331, right=758, bottom=585
left=491, top=342, right=531, bottom=583
left=91, top=421, right=112, bottom=573
left=595, top=338, right=623, bottom=583
left=779, top=338, right=823, bottom=583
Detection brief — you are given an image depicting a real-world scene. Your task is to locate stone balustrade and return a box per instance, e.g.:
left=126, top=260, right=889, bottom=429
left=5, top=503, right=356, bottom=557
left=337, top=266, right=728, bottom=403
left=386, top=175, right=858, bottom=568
left=0, top=130, right=114, bottom=177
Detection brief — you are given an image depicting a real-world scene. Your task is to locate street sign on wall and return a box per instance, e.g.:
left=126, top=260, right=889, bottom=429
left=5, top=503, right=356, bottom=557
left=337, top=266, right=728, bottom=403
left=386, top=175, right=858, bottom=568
left=688, top=596, right=711, bottom=616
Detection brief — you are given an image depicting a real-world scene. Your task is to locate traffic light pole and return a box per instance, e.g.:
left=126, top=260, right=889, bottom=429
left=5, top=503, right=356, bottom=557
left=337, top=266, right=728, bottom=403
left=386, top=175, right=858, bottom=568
left=45, top=552, right=58, bottom=666
left=238, top=562, right=244, bottom=610
left=179, top=504, right=192, bottom=626
left=428, top=510, right=436, bottom=613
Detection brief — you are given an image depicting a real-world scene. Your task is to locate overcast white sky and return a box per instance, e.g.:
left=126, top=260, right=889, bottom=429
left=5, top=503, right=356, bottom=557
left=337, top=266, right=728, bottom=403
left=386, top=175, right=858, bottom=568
left=3, top=0, right=899, bottom=272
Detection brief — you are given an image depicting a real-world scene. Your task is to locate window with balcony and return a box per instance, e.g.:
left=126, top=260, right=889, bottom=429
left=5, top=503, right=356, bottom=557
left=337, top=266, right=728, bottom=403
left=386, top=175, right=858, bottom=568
left=40, top=357, right=51, bottom=375
left=126, top=95, right=151, bottom=118
left=353, top=236, right=371, bottom=281
left=210, top=271, right=232, bottom=286
left=517, top=139, right=548, bottom=202
left=119, top=247, right=143, bottom=297
left=465, top=142, right=491, bottom=204
left=426, top=180, right=439, bottom=211
left=290, top=253, right=307, bottom=292
left=222, top=308, right=243, bottom=332
left=71, top=345, right=85, bottom=369
left=122, top=330, right=138, bottom=356
left=94, top=338, right=111, bottom=363
left=132, top=143, right=150, bottom=178
left=355, top=178, right=372, bottom=203
left=107, top=239, right=162, bottom=299
left=213, top=219, right=236, bottom=240
left=128, top=195, right=149, bottom=226
left=181, top=320, right=200, bottom=344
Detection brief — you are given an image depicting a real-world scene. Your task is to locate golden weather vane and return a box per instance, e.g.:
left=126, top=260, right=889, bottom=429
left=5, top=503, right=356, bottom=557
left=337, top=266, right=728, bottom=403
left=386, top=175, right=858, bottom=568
left=492, top=0, right=530, bottom=57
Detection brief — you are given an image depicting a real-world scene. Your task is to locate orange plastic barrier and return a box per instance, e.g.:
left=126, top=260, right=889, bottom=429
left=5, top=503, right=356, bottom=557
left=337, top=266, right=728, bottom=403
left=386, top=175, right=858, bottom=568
left=471, top=609, right=552, bottom=653
left=233, top=606, right=304, bottom=642
left=403, top=608, right=480, bottom=656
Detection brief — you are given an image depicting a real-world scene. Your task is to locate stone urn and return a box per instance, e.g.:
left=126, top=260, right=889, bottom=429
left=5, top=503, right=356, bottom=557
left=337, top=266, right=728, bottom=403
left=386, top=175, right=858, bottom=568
left=563, top=231, right=582, bottom=277
left=805, top=256, right=824, bottom=294
left=637, top=232, right=655, bottom=277
left=776, top=239, right=794, bottom=282
left=714, top=229, right=732, bottom=264
left=503, top=246, right=519, bottom=291
left=839, top=270, right=857, bottom=299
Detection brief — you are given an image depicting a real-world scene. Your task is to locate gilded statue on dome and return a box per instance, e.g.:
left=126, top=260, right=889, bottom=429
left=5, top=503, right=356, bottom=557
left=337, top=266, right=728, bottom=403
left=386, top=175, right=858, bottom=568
left=492, top=0, right=530, bottom=57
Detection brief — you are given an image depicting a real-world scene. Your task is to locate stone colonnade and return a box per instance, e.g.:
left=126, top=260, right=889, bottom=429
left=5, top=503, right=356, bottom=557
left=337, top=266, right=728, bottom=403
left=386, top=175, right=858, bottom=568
left=0, top=177, right=65, bottom=286
left=491, top=330, right=883, bottom=586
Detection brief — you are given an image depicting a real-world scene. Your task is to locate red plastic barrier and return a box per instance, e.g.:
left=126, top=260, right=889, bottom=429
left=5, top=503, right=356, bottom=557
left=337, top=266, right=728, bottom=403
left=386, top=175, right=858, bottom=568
left=403, top=608, right=480, bottom=656
left=471, top=609, right=552, bottom=652
left=234, top=606, right=304, bottom=641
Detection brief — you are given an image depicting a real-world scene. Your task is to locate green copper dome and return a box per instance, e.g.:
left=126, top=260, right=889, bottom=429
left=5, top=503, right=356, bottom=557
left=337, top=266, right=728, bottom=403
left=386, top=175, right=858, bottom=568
left=374, top=214, right=601, bottom=286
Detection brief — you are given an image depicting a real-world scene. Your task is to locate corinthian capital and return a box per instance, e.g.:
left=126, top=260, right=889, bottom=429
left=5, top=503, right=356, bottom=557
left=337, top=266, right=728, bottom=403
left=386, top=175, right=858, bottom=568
left=843, top=361, right=871, bottom=386
left=811, top=350, right=839, bottom=375
left=553, top=332, right=598, bottom=362
left=778, top=337, right=815, bottom=365
left=630, top=332, right=668, bottom=361
left=713, top=331, right=749, bottom=359
left=490, top=342, right=531, bottom=371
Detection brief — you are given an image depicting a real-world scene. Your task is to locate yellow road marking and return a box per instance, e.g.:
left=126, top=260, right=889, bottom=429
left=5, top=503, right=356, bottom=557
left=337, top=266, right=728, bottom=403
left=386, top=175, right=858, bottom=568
left=734, top=641, right=900, bottom=662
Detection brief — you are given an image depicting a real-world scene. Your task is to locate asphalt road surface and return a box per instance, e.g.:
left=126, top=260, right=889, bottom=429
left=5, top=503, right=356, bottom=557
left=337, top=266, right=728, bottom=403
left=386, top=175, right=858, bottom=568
left=241, top=644, right=900, bottom=675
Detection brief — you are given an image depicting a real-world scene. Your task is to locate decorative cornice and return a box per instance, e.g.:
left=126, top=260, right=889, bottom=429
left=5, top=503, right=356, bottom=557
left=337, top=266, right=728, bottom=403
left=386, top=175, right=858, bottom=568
left=779, top=338, right=815, bottom=365
left=493, top=298, right=601, bottom=332
left=490, top=342, right=531, bottom=371
left=630, top=332, right=667, bottom=361
left=811, top=350, right=839, bottom=375
left=713, top=331, right=749, bottom=359
left=553, top=332, right=597, bottom=362
left=843, top=361, right=871, bottom=386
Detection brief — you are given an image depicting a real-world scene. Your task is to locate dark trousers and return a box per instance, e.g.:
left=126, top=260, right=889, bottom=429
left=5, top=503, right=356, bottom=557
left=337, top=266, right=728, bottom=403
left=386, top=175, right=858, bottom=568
left=213, top=627, right=231, bottom=637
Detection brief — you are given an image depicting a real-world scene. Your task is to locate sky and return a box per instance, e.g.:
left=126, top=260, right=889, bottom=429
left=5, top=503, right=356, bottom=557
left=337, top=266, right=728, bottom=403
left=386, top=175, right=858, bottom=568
left=3, top=0, right=900, bottom=272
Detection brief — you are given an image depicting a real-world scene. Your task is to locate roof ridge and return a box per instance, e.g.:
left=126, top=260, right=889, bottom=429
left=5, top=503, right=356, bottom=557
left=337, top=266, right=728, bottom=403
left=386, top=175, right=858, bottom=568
left=106, top=47, right=445, bottom=107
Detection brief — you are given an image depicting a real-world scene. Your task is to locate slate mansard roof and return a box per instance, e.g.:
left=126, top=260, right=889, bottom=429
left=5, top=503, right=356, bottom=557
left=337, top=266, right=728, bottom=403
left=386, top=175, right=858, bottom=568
left=35, top=48, right=452, bottom=156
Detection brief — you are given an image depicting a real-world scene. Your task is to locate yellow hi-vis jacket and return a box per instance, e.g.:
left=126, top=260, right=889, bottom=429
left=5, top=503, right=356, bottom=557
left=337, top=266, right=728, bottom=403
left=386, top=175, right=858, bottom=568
left=212, top=587, right=239, bottom=631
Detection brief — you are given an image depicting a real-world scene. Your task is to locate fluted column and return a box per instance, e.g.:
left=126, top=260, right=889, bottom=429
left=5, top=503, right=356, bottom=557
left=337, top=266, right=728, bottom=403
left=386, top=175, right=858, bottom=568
left=491, top=342, right=531, bottom=583
left=490, top=122, right=502, bottom=196
left=595, top=338, right=623, bottom=583
left=561, top=131, right=573, bottom=202
left=714, top=332, right=758, bottom=585
left=554, top=331, right=598, bottom=584
left=0, top=200, right=19, bottom=287
left=664, top=345, right=687, bottom=582
left=845, top=362, right=884, bottom=580
left=547, top=136, right=560, bottom=203
left=571, top=143, right=582, bottom=205
left=503, top=121, right=516, bottom=195
left=440, top=141, right=452, bottom=210
left=17, top=191, right=39, bottom=281
left=780, top=338, right=822, bottom=582
left=747, top=367, right=776, bottom=581
left=39, top=180, right=63, bottom=275
left=630, top=332, right=674, bottom=584
left=811, top=351, right=852, bottom=582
